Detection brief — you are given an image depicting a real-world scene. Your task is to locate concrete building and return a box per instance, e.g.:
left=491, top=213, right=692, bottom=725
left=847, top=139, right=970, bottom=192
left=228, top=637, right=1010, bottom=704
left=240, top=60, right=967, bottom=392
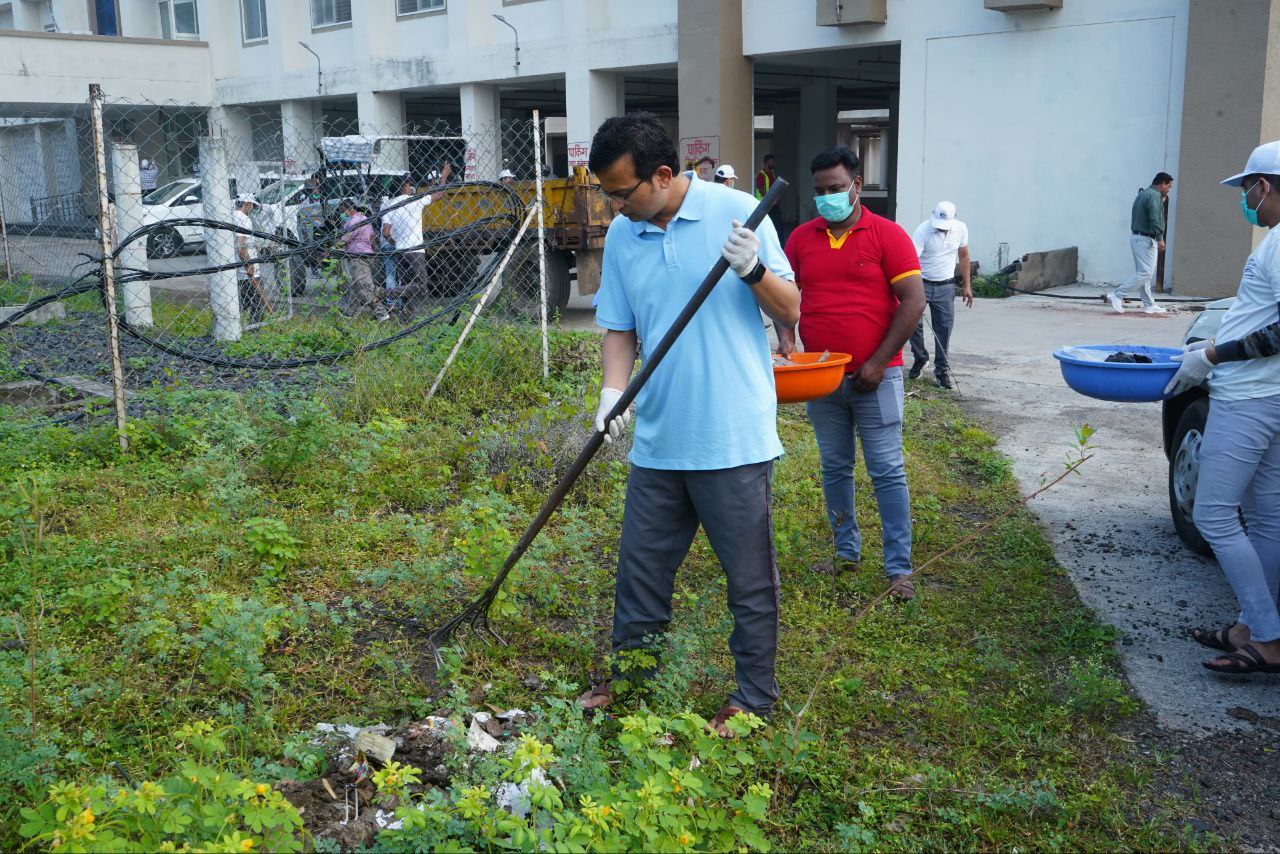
left=0, top=0, right=1276, bottom=296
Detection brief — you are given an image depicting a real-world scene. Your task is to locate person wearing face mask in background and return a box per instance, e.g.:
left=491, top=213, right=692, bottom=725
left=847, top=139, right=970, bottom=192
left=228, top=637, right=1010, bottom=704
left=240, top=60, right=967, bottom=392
left=334, top=199, right=389, bottom=321
left=1161, top=141, right=1280, bottom=675
left=778, top=146, right=925, bottom=599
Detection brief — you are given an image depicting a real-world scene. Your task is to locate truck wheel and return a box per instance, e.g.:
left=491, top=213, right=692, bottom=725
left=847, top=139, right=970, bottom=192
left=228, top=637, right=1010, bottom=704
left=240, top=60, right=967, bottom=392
left=1168, top=397, right=1212, bottom=556
left=507, top=245, right=571, bottom=314
left=544, top=249, right=572, bottom=313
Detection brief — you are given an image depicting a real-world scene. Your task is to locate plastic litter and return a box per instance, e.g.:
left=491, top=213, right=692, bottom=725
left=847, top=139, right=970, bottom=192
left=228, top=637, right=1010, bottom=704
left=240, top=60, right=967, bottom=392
left=496, top=768, right=551, bottom=819
left=467, top=718, right=500, bottom=753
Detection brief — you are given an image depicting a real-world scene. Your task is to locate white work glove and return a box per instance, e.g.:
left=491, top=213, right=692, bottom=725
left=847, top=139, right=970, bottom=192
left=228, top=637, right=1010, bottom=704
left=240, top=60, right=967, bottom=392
left=1185, top=338, right=1212, bottom=352
left=1164, top=348, right=1214, bottom=397
left=721, top=219, right=760, bottom=278
left=594, top=387, right=630, bottom=443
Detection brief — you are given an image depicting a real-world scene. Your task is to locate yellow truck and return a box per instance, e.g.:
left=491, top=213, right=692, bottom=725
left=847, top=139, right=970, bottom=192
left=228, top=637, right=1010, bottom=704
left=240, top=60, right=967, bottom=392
left=421, top=167, right=612, bottom=312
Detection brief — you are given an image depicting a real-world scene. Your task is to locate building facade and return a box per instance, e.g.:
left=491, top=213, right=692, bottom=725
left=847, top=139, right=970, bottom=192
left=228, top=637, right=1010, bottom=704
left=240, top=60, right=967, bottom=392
left=0, top=0, right=1276, bottom=296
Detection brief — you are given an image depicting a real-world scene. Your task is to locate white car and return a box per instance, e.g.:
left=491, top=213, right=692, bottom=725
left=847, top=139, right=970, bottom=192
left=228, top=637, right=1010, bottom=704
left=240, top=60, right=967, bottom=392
left=139, top=178, right=205, bottom=258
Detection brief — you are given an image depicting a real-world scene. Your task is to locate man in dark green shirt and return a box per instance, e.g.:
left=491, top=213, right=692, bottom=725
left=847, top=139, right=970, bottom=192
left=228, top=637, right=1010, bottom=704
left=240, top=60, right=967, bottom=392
left=1108, top=171, right=1173, bottom=314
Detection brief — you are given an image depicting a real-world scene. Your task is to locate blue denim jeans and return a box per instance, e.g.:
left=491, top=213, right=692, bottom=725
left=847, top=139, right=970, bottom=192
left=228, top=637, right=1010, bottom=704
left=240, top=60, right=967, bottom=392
left=1193, top=394, right=1280, bottom=642
left=805, top=367, right=913, bottom=578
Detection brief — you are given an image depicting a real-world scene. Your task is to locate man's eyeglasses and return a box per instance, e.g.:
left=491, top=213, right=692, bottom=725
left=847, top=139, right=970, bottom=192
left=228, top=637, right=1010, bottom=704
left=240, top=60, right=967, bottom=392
left=594, top=178, right=647, bottom=203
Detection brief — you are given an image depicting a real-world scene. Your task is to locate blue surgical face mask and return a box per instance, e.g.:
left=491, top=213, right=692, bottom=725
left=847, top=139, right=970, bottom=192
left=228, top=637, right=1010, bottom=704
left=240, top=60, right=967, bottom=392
left=1242, top=181, right=1267, bottom=227
left=815, top=187, right=859, bottom=223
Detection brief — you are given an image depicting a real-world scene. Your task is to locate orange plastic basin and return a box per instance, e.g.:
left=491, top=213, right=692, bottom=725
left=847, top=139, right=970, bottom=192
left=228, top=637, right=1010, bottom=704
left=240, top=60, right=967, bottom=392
left=772, top=351, right=853, bottom=403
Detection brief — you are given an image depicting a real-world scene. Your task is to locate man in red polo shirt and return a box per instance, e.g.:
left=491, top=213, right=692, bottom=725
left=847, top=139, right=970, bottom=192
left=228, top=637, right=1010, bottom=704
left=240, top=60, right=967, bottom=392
left=780, top=146, right=925, bottom=599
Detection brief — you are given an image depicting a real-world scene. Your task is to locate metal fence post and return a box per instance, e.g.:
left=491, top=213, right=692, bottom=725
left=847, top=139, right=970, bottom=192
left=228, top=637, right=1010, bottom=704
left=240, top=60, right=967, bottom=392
left=110, top=142, right=154, bottom=326
left=88, top=83, right=129, bottom=453
left=533, top=110, right=549, bottom=379
left=0, top=177, right=11, bottom=282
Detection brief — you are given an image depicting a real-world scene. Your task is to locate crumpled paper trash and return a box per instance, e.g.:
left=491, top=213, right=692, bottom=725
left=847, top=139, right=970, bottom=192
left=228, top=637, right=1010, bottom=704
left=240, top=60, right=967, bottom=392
left=467, top=718, right=500, bottom=753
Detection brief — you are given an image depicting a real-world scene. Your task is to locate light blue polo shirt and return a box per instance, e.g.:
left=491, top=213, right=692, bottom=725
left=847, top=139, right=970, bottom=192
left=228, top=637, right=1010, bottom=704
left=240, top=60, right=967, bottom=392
left=595, top=173, right=794, bottom=470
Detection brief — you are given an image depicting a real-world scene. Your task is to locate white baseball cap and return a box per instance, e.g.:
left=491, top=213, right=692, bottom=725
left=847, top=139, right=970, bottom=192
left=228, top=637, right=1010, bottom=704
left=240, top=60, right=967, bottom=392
left=1220, top=140, right=1280, bottom=186
left=140, top=158, right=150, bottom=168
left=931, top=200, right=957, bottom=230
left=234, top=193, right=258, bottom=207
left=498, top=168, right=516, bottom=180
left=715, top=164, right=737, bottom=180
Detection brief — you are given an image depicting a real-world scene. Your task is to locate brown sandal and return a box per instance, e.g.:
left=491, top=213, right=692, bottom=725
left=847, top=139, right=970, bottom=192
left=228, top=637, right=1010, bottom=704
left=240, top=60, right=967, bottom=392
left=813, top=557, right=860, bottom=576
left=888, top=575, right=915, bottom=601
left=577, top=681, right=614, bottom=710
left=707, top=705, right=746, bottom=738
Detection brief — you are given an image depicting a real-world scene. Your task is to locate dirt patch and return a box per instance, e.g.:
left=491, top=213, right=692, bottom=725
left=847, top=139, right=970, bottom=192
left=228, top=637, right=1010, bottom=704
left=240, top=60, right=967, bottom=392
left=1125, top=710, right=1280, bottom=850
left=279, top=712, right=531, bottom=851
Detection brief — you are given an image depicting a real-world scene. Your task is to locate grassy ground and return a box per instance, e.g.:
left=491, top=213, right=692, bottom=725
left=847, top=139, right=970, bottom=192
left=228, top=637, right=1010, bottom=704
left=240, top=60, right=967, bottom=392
left=0, top=327, right=1195, bottom=850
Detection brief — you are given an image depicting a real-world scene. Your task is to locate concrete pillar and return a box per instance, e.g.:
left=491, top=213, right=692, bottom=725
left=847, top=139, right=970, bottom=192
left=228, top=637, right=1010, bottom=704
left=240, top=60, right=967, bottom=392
left=110, top=143, right=153, bottom=327
left=885, top=95, right=899, bottom=220
left=198, top=137, right=241, bottom=341
left=797, top=78, right=838, bottom=222
left=280, top=100, right=321, bottom=175
left=14, top=0, right=44, bottom=30
left=1172, top=0, right=1280, bottom=297
left=772, top=101, right=801, bottom=228
left=566, top=69, right=624, bottom=158
left=210, top=105, right=259, bottom=197
left=677, top=0, right=753, bottom=183
left=460, top=83, right=501, bottom=181
left=357, top=91, right=407, bottom=173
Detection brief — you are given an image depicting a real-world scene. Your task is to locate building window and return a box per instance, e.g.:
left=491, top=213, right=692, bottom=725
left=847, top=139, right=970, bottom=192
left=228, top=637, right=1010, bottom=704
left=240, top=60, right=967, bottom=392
left=311, top=0, right=351, bottom=27
left=0, top=4, right=13, bottom=30
left=91, top=0, right=120, bottom=36
left=241, top=0, right=267, bottom=41
left=397, top=0, right=445, bottom=17
left=158, top=0, right=199, bottom=39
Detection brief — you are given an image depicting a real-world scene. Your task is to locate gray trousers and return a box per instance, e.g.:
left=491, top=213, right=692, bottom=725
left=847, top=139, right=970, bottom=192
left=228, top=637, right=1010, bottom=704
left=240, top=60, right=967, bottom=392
left=343, top=256, right=387, bottom=318
left=908, top=281, right=956, bottom=376
left=1193, top=395, right=1280, bottom=642
left=613, top=461, right=780, bottom=715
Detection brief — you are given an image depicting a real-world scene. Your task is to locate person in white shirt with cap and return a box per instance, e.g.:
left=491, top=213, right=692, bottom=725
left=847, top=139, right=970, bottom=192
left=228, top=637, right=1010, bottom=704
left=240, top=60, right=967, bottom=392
left=908, top=201, right=971, bottom=389
left=232, top=193, right=269, bottom=322
left=713, top=164, right=738, bottom=189
left=1163, top=140, right=1280, bottom=675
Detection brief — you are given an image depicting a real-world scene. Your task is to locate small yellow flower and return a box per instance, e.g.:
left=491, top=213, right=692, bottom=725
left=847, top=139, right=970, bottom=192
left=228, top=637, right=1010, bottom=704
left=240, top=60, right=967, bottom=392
left=255, top=783, right=269, bottom=796
left=600, top=805, right=611, bottom=817
left=81, top=808, right=95, bottom=825
left=678, top=833, right=691, bottom=845
left=673, top=783, right=682, bottom=793
left=240, top=839, right=255, bottom=852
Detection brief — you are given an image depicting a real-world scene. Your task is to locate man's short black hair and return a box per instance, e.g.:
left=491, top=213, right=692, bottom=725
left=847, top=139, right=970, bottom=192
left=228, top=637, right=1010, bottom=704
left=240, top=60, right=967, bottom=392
left=810, top=146, right=862, bottom=177
left=1153, top=172, right=1174, bottom=186
left=588, top=111, right=679, bottom=179
left=763, top=153, right=775, bottom=164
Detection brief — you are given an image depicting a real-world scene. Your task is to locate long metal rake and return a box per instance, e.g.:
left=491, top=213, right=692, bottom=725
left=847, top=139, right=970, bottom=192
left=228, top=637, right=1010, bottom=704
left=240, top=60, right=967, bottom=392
left=428, top=178, right=790, bottom=657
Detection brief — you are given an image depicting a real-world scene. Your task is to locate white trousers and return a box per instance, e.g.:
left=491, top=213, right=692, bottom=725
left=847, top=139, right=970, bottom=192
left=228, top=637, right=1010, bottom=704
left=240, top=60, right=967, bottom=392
left=1114, top=234, right=1158, bottom=306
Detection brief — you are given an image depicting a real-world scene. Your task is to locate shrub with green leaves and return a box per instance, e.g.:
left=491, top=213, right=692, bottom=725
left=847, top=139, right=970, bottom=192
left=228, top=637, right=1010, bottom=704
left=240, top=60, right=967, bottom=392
left=19, top=721, right=303, bottom=853
left=373, top=710, right=773, bottom=852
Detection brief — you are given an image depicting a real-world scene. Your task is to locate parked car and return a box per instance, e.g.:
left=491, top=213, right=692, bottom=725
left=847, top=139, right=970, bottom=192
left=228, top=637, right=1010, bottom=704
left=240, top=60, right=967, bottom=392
left=1163, top=297, right=1234, bottom=555
left=140, top=178, right=204, bottom=258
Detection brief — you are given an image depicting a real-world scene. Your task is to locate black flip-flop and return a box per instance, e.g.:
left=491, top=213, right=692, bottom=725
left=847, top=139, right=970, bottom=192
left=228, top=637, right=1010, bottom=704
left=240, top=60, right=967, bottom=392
left=1202, top=643, right=1280, bottom=674
left=1191, top=623, right=1239, bottom=653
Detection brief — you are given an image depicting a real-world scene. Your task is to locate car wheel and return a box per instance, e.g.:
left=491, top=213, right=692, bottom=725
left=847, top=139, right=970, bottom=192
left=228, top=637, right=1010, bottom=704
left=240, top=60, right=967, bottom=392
left=147, top=227, right=182, bottom=259
left=1168, top=397, right=1212, bottom=556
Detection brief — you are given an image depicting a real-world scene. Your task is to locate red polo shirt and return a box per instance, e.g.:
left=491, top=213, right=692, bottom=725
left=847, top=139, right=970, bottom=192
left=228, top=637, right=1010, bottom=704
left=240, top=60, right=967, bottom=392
left=784, top=210, right=921, bottom=373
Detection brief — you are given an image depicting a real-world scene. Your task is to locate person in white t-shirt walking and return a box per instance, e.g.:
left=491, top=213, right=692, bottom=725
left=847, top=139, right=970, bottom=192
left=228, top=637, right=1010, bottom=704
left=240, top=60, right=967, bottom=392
left=908, top=201, right=972, bottom=389
left=1162, top=141, right=1280, bottom=675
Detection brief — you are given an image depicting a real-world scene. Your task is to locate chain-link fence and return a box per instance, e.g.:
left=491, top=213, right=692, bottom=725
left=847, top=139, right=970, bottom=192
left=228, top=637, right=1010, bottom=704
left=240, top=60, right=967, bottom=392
left=1, top=87, right=604, bottom=438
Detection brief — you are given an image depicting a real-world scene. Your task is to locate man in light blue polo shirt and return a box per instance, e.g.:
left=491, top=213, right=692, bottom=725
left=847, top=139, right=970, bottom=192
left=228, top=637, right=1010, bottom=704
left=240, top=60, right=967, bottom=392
left=578, top=112, right=799, bottom=735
